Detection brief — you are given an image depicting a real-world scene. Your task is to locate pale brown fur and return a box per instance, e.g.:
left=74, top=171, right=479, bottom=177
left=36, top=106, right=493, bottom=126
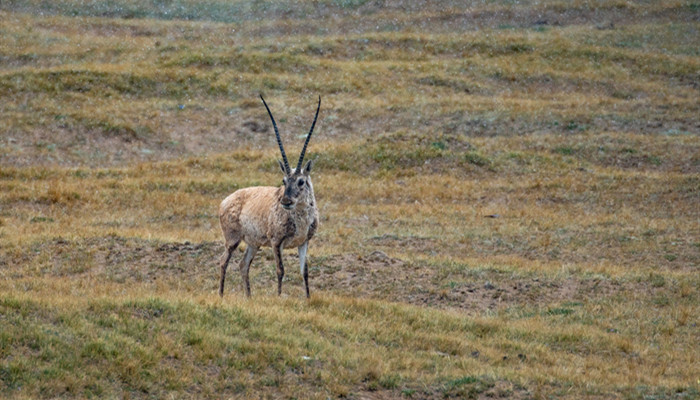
left=218, top=174, right=318, bottom=298
left=218, top=96, right=321, bottom=298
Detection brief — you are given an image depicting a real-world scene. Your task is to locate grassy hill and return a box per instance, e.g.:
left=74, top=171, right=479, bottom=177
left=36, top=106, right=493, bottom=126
left=1, top=1, right=698, bottom=398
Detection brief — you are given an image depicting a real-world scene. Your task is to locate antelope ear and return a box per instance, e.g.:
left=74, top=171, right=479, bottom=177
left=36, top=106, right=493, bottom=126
left=302, top=159, right=313, bottom=175
left=278, top=159, right=287, bottom=175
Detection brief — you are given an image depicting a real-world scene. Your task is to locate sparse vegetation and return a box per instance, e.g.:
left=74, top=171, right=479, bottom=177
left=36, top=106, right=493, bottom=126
left=1, top=1, right=698, bottom=399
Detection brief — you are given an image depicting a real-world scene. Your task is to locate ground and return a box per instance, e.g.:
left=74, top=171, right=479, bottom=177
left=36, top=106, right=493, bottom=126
left=1, top=1, right=698, bottom=399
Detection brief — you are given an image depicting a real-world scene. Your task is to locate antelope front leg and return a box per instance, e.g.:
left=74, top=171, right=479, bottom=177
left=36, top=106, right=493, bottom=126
left=273, top=242, right=285, bottom=296
left=298, top=241, right=310, bottom=299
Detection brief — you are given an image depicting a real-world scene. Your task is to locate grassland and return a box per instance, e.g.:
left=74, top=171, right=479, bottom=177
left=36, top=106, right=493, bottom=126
left=1, top=1, right=699, bottom=399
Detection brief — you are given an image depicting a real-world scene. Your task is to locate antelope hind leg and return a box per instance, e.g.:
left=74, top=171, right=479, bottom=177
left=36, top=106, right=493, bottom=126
left=239, top=245, right=258, bottom=297
left=219, top=241, right=239, bottom=297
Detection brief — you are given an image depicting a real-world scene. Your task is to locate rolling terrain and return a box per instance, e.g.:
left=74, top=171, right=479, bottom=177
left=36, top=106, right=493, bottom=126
left=1, top=1, right=699, bottom=398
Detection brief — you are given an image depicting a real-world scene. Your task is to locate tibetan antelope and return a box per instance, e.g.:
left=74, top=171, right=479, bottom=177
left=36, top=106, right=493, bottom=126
left=218, top=95, right=321, bottom=298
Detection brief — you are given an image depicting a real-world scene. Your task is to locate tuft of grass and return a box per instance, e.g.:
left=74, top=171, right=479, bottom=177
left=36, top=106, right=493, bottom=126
left=463, top=151, right=492, bottom=168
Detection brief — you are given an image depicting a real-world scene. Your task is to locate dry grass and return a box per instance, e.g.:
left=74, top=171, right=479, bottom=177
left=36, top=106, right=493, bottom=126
left=1, top=1, right=699, bottom=399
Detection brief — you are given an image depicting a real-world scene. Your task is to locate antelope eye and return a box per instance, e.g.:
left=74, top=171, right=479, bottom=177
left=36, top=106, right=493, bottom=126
left=297, top=179, right=305, bottom=187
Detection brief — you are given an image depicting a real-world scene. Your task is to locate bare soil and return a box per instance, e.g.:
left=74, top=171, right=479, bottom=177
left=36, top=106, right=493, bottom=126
left=6, top=236, right=665, bottom=316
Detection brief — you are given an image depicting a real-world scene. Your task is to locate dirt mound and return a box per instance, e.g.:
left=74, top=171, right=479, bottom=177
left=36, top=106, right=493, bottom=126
left=5, top=236, right=653, bottom=315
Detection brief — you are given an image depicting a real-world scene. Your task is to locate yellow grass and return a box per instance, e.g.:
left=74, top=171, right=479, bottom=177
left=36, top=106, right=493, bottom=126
left=1, top=1, right=698, bottom=399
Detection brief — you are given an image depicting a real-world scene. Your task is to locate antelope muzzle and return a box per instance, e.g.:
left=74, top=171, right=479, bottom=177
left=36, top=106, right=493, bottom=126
left=280, top=195, right=294, bottom=210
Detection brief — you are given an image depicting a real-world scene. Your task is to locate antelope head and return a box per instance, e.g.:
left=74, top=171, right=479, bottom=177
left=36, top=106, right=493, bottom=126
left=260, top=95, right=321, bottom=211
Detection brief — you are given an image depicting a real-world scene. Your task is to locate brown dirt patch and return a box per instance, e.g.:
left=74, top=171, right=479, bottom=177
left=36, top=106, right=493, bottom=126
left=2, top=236, right=672, bottom=315
left=352, top=376, right=530, bottom=400
left=311, top=252, right=624, bottom=314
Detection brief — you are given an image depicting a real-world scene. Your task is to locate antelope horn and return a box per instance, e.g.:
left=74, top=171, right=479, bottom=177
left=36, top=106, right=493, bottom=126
left=297, top=96, right=321, bottom=170
left=260, top=94, right=290, bottom=175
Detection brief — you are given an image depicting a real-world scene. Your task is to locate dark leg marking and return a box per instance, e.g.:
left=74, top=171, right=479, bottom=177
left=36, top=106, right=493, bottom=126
left=219, top=241, right=240, bottom=297
left=274, top=243, right=285, bottom=296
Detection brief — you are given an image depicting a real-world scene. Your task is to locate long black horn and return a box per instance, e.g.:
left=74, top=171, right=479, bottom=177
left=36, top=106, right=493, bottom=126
left=260, top=94, right=290, bottom=175
left=297, top=96, right=321, bottom=170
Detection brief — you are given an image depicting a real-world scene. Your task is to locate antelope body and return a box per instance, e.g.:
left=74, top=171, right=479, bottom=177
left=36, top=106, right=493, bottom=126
left=219, top=95, right=320, bottom=298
